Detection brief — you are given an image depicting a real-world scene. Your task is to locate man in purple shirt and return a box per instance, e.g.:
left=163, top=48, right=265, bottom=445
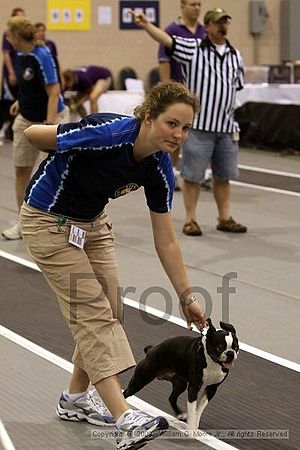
left=158, top=1, right=205, bottom=83
left=158, top=1, right=206, bottom=190
left=62, top=66, right=112, bottom=117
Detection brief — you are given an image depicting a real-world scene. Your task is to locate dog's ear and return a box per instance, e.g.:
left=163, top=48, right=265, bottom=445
left=206, top=318, right=216, bottom=333
left=220, top=321, right=236, bottom=334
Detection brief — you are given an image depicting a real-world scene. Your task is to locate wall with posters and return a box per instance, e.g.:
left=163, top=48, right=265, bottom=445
left=0, top=0, right=281, bottom=89
left=47, top=0, right=91, bottom=30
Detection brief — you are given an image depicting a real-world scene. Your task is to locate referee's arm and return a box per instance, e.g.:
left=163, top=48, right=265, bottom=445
left=130, top=10, right=172, bottom=48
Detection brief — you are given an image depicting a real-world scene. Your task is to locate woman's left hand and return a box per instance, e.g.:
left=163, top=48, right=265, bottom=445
left=181, top=301, right=207, bottom=331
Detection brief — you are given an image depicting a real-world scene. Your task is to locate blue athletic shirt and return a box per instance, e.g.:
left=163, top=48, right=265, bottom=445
left=25, top=113, right=175, bottom=221
left=16, top=45, right=65, bottom=122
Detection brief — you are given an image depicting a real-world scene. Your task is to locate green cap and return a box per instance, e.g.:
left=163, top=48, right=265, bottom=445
left=203, top=8, right=231, bottom=25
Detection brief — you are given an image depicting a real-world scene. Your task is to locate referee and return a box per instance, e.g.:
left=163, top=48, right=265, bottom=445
left=132, top=8, right=247, bottom=236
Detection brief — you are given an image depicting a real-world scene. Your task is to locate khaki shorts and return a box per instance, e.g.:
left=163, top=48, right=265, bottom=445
left=12, top=107, right=70, bottom=167
left=20, top=203, right=135, bottom=385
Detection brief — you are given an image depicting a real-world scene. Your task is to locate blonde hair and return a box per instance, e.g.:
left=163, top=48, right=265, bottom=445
left=134, top=81, right=199, bottom=121
left=7, top=16, right=43, bottom=45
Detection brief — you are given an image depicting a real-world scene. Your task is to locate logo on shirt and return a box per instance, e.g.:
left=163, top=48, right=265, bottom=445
left=114, top=183, right=139, bottom=198
left=23, top=67, right=34, bottom=81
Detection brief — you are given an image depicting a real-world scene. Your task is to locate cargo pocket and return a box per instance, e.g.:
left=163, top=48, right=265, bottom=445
left=48, top=224, right=70, bottom=245
left=106, top=221, right=114, bottom=240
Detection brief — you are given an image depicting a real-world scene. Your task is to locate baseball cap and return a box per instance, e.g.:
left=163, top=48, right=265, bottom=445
left=203, top=8, right=231, bottom=25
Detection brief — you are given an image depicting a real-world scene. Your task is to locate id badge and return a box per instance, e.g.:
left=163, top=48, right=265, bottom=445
left=232, top=131, right=240, bottom=142
left=69, top=224, right=86, bottom=249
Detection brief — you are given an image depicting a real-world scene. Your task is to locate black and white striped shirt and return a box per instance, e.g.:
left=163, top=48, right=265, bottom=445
left=170, top=36, right=244, bottom=133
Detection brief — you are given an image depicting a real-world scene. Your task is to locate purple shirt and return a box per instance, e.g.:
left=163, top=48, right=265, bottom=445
left=158, top=18, right=206, bottom=82
left=45, top=39, right=57, bottom=58
left=73, top=66, right=111, bottom=92
left=2, top=32, right=18, bottom=77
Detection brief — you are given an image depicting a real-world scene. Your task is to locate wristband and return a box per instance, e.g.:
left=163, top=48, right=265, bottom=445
left=180, top=295, right=197, bottom=306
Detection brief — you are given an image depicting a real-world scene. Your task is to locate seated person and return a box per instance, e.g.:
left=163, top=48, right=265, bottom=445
left=62, top=65, right=112, bottom=117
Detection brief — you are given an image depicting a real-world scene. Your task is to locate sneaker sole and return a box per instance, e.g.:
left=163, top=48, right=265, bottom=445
left=1, top=232, right=22, bottom=240
left=117, top=431, right=166, bottom=450
left=56, top=406, right=115, bottom=426
left=127, top=443, right=147, bottom=450
left=117, top=418, right=169, bottom=450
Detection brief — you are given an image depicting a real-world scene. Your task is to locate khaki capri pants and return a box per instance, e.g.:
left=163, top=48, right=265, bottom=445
left=20, top=203, right=135, bottom=385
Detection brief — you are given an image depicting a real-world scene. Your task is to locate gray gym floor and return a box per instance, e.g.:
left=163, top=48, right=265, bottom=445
left=0, top=138, right=299, bottom=450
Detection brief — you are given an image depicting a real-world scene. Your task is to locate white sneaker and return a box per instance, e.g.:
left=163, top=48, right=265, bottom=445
left=204, top=168, right=212, bottom=181
left=56, top=389, right=115, bottom=426
left=200, top=168, right=213, bottom=190
left=2, top=221, right=22, bottom=240
left=116, top=409, right=169, bottom=450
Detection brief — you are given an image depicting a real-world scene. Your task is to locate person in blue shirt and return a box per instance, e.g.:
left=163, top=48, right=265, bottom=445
left=34, top=22, right=58, bottom=58
left=0, top=7, right=26, bottom=141
left=1, top=16, right=68, bottom=240
left=21, top=81, right=207, bottom=450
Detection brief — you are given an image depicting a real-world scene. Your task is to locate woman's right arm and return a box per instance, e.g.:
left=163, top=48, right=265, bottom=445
left=24, top=124, right=58, bottom=152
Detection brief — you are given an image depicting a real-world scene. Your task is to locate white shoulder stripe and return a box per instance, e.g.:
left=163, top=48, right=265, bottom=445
left=153, top=154, right=172, bottom=211
left=47, top=156, right=73, bottom=210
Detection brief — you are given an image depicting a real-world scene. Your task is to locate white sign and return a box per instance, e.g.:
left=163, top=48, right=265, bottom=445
left=97, top=6, right=112, bottom=25
left=74, top=8, right=84, bottom=23
left=145, top=7, right=156, bottom=23
left=62, top=8, right=72, bottom=23
left=50, top=8, right=60, bottom=23
left=122, top=8, right=132, bottom=23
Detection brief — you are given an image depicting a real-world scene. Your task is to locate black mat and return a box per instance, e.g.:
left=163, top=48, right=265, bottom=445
left=238, top=169, right=300, bottom=192
left=1, top=257, right=299, bottom=450
left=236, top=102, right=300, bottom=150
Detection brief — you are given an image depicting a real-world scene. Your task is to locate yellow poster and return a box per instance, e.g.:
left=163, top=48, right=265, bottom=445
left=47, top=0, right=90, bottom=30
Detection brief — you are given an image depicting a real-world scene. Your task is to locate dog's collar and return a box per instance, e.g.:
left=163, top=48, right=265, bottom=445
left=199, top=336, right=225, bottom=367
left=197, top=335, right=204, bottom=350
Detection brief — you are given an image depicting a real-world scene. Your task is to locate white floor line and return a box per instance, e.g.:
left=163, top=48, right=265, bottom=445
left=0, top=324, right=72, bottom=373
left=231, top=180, right=300, bottom=197
left=1, top=249, right=299, bottom=372
left=238, top=164, right=300, bottom=179
left=0, top=249, right=40, bottom=271
left=0, top=418, right=16, bottom=450
left=0, top=324, right=238, bottom=450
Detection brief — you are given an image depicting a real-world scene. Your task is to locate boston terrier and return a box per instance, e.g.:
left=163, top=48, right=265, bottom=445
left=124, top=318, right=239, bottom=432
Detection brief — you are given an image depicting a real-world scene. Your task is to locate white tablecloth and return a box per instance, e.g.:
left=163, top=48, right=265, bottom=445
left=79, top=86, right=300, bottom=117
left=98, top=90, right=144, bottom=115
left=68, top=91, right=145, bottom=120
left=236, top=84, right=300, bottom=107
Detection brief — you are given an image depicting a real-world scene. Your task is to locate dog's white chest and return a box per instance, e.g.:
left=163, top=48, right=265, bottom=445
left=202, top=345, right=226, bottom=386
left=202, top=361, right=225, bottom=386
